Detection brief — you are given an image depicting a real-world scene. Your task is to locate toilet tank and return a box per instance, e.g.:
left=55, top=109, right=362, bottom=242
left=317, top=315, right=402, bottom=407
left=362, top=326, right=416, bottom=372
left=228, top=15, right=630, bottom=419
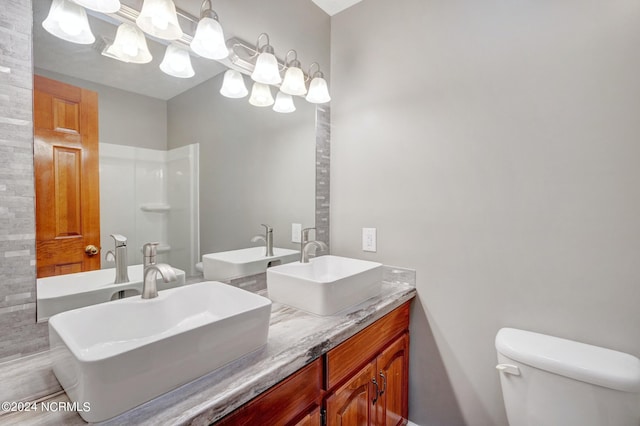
left=495, top=328, right=640, bottom=426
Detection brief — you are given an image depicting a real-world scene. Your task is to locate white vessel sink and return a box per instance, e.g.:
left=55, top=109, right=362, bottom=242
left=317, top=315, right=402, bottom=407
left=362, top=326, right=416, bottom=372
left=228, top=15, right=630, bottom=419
left=203, top=246, right=299, bottom=281
left=49, top=281, right=272, bottom=423
left=36, top=264, right=186, bottom=322
left=266, top=255, right=383, bottom=316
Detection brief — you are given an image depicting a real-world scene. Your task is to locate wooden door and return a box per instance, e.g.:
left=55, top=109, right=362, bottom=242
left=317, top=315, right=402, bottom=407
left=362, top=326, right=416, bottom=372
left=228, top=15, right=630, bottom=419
left=326, top=361, right=376, bottom=426
left=34, top=75, right=100, bottom=278
left=375, top=333, right=409, bottom=426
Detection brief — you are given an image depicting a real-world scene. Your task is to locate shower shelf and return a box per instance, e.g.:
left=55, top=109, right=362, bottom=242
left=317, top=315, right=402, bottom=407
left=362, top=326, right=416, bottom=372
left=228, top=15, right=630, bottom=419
left=140, top=203, right=171, bottom=212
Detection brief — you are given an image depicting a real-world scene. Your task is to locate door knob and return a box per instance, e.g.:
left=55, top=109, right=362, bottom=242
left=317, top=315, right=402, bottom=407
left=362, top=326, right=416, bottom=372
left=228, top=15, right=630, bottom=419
left=85, top=245, right=99, bottom=256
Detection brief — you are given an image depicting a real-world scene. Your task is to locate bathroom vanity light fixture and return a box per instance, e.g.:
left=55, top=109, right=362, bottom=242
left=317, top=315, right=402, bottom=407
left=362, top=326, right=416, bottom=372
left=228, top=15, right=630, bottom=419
left=273, top=91, right=296, bottom=113
left=102, top=22, right=152, bottom=63
left=251, top=33, right=282, bottom=85
left=159, top=43, right=195, bottom=78
left=227, top=37, right=331, bottom=109
left=280, top=50, right=307, bottom=96
left=305, top=62, right=331, bottom=104
left=72, top=0, right=121, bottom=13
left=190, top=0, right=228, bottom=60
left=220, top=69, right=249, bottom=98
left=249, top=82, right=275, bottom=107
left=43, top=0, right=96, bottom=45
left=136, top=0, right=183, bottom=40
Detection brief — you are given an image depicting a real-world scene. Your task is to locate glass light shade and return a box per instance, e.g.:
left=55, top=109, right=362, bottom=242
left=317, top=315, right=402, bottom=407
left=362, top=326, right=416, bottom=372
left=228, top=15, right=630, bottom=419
left=42, top=0, right=95, bottom=45
left=280, top=66, right=307, bottom=96
left=159, top=44, right=195, bottom=78
left=273, top=91, right=296, bottom=113
left=71, top=0, right=121, bottom=13
left=219, top=70, right=248, bottom=98
left=103, top=23, right=152, bottom=64
left=251, top=51, right=282, bottom=85
left=249, top=83, right=274, bottom=107
left=305, top=76, right=331, bottom=104
left=136, top=0, right=182, bottom=41
left=190, top=17, right=228, bottom=60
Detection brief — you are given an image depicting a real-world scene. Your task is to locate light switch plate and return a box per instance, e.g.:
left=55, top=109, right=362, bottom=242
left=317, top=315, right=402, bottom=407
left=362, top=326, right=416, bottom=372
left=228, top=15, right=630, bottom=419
left=292, top=223, right=302, bottom=243
left=362, top=228, right=377, bottom=252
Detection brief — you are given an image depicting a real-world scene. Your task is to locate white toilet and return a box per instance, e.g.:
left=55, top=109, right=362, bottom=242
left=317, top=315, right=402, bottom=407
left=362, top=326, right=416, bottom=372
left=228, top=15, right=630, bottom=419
left=495, top=328, right=640, bottom=426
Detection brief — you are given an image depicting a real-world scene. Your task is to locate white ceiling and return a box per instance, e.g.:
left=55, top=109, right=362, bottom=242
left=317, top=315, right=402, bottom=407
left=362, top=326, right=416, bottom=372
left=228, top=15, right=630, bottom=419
left=311, top=0, right=363, bottom=16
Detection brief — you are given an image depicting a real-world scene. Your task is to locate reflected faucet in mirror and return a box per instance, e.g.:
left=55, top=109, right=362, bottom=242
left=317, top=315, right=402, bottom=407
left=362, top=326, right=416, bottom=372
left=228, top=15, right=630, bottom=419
left=105, top=234, right=130, bottom=284
left=251, top=224, right=274, bottom=257
left=300, top=227, right=328, bottom=263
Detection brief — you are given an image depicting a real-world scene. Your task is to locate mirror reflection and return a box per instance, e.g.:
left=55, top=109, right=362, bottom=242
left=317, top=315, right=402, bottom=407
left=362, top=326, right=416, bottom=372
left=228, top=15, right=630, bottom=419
left=33, top=0, right=316, bottom=318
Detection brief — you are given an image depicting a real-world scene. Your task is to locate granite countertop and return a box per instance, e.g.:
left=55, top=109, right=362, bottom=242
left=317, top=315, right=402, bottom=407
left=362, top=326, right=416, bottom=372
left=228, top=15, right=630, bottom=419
left=0, top=272, right=416, bottom=426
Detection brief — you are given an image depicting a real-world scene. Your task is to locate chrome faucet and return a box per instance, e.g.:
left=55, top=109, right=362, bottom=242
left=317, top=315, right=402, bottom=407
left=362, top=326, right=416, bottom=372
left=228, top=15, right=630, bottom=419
left=300, top=227, right=328, bottom=263
left=142, top=263, right=177, bottom=299
left=251, top=224, right=274, bottom=257
left=105, top=234, right=129, bottom=284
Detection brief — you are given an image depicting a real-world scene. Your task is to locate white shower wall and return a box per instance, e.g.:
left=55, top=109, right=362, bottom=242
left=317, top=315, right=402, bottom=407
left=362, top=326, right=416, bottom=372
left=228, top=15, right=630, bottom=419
left=99, top=143, right=199, bottom=274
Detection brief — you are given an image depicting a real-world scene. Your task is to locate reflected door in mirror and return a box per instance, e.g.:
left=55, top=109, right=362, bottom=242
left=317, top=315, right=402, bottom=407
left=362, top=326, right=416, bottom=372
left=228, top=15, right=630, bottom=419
left=34, top=75, right=100, bottom=278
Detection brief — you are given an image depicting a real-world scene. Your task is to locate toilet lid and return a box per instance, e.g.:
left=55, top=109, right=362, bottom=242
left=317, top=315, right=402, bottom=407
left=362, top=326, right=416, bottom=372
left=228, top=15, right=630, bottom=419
left=496, top=328, right=640, bottom=393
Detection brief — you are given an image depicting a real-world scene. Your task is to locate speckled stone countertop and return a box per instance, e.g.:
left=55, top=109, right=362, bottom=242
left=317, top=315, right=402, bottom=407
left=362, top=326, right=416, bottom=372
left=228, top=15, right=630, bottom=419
left=0, top=270, right=416, bottom=426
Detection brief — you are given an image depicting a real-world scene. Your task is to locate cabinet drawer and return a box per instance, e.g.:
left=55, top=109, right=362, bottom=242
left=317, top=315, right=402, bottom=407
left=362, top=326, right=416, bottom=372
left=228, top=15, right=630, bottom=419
left=215, top=358, right=323, bottom=425
left=326, top=302, right=410, bottom=390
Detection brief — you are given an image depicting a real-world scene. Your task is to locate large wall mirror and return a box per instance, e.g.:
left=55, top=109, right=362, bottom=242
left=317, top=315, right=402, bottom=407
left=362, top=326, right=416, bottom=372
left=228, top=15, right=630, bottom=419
left=32, top=0, right=319, bottom=313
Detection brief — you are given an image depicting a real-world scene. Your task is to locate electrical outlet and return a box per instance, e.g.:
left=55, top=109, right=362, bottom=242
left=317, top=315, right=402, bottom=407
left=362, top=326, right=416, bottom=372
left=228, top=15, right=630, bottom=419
left=362, top=228, right=377, bottom=252
left=292, top=223, right=302, bottom=243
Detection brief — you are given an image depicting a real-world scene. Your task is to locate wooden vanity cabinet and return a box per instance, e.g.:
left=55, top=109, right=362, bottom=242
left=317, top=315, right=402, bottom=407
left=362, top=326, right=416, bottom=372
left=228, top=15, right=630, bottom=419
left=214, top=302, right=411, bottom=426
left=325, top=303, right=410, bottom=426
left=214, top=358, right=323, bottom=426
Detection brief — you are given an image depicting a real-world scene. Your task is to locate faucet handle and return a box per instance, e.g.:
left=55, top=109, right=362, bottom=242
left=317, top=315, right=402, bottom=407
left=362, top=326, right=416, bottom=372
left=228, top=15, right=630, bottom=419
left=110, top=234, right=127, bottom=247
left=301, top=227, right=315, bottom=243
left=261, top=224, right=273, bottom=233
left=143, top=242, right=159, bottom=258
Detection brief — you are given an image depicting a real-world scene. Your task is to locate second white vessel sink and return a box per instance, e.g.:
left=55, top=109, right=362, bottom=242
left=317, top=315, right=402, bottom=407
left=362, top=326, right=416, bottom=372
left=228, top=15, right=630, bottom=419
left=36, top=264, right=186, bottom=322
left=267, top=255, right=383, bottom=316
left=49, top=281, right=272, bottom=423
left=202, top=246, right=299, bottom=281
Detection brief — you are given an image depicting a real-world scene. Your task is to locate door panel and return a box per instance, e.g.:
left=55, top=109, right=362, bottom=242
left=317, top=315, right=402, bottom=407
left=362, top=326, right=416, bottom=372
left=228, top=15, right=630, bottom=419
left=326, top=361, right=376, bottom=426
left=34, top=75, right=100, bottom=278
left=376, top=333, right=409, bottom=426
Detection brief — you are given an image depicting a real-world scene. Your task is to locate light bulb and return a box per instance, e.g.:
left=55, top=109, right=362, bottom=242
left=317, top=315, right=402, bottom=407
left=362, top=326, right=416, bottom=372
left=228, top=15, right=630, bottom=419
left=43, top=0, right=95, bottom=45
left=151, top=14, right=168, bottom=30
left=249, top=82, right=274, bottom=107
left=160, top=44, right=194, bottom=78
left=220, top=70, right=248, bottom=98
left=273, top=91, right=296, bottom=113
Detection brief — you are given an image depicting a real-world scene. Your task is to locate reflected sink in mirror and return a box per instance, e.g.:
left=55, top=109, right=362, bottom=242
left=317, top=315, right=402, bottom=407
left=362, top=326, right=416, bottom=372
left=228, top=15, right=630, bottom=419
left=266, top=255, right=383, bottom=316
left=36, top=265, right=186, bottom=322
left=49, top=281, right=272, bottom=423
left=202, top=246, right=300, bottom=281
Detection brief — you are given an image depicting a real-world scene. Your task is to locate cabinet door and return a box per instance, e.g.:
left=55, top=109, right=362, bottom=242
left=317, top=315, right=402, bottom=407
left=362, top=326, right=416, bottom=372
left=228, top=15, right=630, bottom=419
left=326, top=361, right=377, bottom=426
left=375, top=333, right=409, bottom=426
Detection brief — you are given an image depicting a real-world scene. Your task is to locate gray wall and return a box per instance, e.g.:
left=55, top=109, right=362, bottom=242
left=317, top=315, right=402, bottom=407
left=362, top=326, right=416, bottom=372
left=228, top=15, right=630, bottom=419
left=167, top=73, right=316, bottom=254
left=33, top=68, right=167, bottom=150
left=0, top=1, right=46, bottom=362
left=330, top=1, right=640, bottom=425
